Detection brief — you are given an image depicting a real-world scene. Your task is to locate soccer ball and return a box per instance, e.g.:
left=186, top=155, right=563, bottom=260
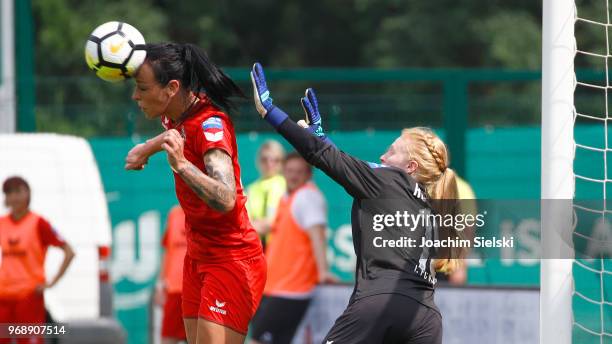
left=84, top=21, right=146, bottom=82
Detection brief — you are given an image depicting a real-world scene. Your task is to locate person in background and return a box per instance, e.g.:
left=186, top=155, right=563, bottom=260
left=155, top=205, right=188, bottom=344
left=246, top=140, right=286, bottom=249
left=250, top=152, right=336, bottom=344
left=0, top=176, right=75, bottom=344
left=441, top=175, right=477, bottom=285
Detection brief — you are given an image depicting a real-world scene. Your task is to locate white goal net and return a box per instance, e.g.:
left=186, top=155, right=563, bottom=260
left=573, top=0, right=612, bottom=342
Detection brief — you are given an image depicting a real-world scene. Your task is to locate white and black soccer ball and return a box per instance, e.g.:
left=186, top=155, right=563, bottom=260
left=84, top=21, right=146, bottom=82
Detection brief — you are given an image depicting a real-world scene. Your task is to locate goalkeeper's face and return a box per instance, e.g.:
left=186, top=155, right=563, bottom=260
left=380, top=138, right=416, bottom=174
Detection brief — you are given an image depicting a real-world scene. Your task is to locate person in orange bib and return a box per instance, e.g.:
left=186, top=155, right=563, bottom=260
left=155, top=205, right=188, bottom=344
left=250, top=152, right=335, bottom=344
left=0, top=176, right=75, bottom=344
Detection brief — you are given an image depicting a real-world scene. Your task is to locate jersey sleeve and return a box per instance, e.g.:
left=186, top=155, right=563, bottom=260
left=38, top=218, right=66, bottom=247
left=276, top=118, right=383, bottom=199
left=195, top=115, right=234, bottom=158
left=291, top=188, right=327, bottom=230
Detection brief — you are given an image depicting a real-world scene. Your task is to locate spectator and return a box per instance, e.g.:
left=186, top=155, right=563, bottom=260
left=246, top=140, right=286, bottom=248
left=250, top=152, right=335, bottom=344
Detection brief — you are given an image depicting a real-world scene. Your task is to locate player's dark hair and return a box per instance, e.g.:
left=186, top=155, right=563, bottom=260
left=144, top=42, right=246, bottom=113
left=3, top=176, right=31, bottom=206
left=2, top=176, right=30, bottom=194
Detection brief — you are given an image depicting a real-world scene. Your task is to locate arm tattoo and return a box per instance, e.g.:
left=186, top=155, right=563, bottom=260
left=177, top=149, right=237, bottom=212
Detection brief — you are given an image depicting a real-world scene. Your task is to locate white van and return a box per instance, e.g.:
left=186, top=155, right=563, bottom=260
left=0, top=134, right=123, bottom=341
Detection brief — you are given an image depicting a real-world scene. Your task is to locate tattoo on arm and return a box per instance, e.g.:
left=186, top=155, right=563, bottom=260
left=177, top=149, right=237, bottom=212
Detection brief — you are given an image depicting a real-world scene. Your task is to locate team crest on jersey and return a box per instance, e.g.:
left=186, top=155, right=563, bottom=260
left=202, top=116, right=224, bottom=142
left=162, top=116, right=171, bottom=130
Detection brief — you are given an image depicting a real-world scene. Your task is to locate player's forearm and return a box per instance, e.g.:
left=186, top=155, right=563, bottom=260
left=274, top=114, right=335, bottom=167
left=176, top=161, right=236, bottom=212
left=143, top=132, right=166, bottom=157
left=308, top=225, right=329, bottom=280
left=50, top=244, right=75, bottom=287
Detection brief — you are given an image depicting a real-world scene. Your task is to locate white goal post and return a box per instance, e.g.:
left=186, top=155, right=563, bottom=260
left=541, top=0, right=576, bottom=344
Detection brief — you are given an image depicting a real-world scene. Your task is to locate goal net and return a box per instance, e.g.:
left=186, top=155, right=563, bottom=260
left=574, top=1, right=612, bottom=342
left=543, top=1, right=612, bottom=343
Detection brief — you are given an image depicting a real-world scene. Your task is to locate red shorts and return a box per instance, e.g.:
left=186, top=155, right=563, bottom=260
left=182, top=254, right=266, bottom=334
left=0, top=292, right=45, bottom=344
left=162, top=292, right=187, bottom=340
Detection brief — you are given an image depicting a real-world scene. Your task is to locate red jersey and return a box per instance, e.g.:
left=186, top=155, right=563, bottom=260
left=161, top=97, right=262, bottom=263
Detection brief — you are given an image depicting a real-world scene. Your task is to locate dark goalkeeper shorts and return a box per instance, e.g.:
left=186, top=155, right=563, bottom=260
left=250, top=295, right=312, bottom=344
left=323, top=293, right=442, bottom=344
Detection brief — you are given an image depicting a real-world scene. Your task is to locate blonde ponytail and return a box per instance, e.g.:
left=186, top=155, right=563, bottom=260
left=401, top=128, right=467, bottom=273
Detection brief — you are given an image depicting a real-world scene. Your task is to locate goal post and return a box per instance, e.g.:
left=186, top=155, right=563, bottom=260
left=0, top=0, right=16, bottom=133
left=541, top=0, right=575, bottom=344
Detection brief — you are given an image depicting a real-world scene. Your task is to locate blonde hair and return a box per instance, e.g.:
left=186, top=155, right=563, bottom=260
left=400, top=127, right=466, bottom=273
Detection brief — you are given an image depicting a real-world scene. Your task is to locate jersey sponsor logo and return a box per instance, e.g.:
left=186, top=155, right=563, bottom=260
left=202, top=116, right=224, bottom=142
left=209, top=299, right=227, bottom=315
left=8, top=236, right=20, bottom=246
left=4, top=236, right=26, bottom=256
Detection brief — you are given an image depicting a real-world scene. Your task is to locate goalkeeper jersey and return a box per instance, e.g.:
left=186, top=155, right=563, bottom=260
left=273, top=118, right=440, bottom=312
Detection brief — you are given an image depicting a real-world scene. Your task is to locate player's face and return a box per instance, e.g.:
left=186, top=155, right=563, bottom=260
left=4, top=186, right=29, bottom=214
left=258, top=149, right=283, bottom=178
left=380, top=138, right=408, bottom=169
left=283, top=158, right=311, bottom=193
left=132, top=62, right=172, bottom=119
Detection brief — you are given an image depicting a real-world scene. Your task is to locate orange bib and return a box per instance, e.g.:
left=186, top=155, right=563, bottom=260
left=264, top=183, right=319, bottom=295
left=0, top=212, right=47, bottom=299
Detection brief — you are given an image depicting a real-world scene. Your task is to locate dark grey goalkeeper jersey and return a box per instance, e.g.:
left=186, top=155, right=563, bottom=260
left=275, top=118, right=439, bottom=311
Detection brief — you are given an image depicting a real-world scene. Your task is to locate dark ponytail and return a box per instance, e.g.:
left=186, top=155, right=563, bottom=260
left=145, top=42, right=246, bottom=113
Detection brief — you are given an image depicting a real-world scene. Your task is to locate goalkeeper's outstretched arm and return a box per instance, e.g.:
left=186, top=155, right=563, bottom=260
left=251, top=62, right=382, bottom=199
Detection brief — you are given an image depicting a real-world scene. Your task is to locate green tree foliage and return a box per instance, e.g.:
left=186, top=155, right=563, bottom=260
left=28, top=0, right=602, bottom=135
left=34, top=0, right=167, bottom=75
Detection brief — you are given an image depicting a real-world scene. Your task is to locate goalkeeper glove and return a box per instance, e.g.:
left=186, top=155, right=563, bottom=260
left=299, top=88, right=334, bottom=146
left=250, top=62, right=288, bottom=127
